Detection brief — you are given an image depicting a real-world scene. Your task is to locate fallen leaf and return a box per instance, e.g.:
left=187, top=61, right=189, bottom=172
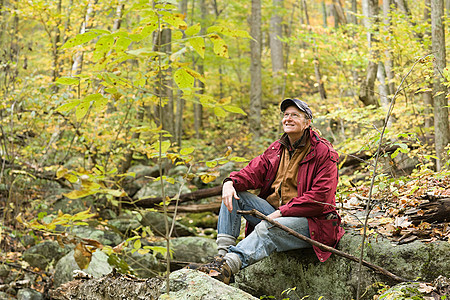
left=417, top=283, right=435, bottom=293
left=394, top=216, right=411, bottom=228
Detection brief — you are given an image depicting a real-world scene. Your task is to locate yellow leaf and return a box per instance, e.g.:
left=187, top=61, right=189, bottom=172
left=185, top=23, right=201, bottom=36
left=188, top=36, right=205, bottom=58
left=75, top=101, right=90, bottom=121
left=63, top=189, right=95, bottom=199
left=180, top=147, right=195, bottom=155
left=214, top=106, right=227, bottom=117
left=200, top=174, right=217, bottom=184
left=174, top=68, right=194, bottom=89
left=209, top=34, right=229, bottom=58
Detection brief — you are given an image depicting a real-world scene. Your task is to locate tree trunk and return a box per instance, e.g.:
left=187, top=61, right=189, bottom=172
left=321, top=1, right=328, bottom=27
left=409, top=198, right=450, bottom=224
left=359, top=0, right=380, bottom=108
left=194, top=0, right=205, bottom=140
left=154, top=28, right=174, bottom=139
left=118, top=107, right=145, bottom=174
left=112, top=0, right=125, bottom=32
left=51, top=0, right=62, bottom=85
left=71, top=0, right=96, bottom=76
left=131, top=185, right=222, bottom=208
left=179, top=0, right=188, bottom=16
left=423, top=0, right=434, bottom=129
left=431, top=0, right=450, bottom=170
left=377, top=62, right=393, bottom=127
left=250, top=0, right=262, bottom=139
left=332, top=0, right=347, bottom=27
left=303, top=0, right=327, bottom=101
left=269, top=0, right=284, bottom=98
left=175, top=95, right=184, bottom=147
left=49, top=272, right=163, bottom=300
left=382, top=0, right=396, bottom=96
left=175, top=0, right=188, bottom=147
left=347, top=0, right=358, bottom=24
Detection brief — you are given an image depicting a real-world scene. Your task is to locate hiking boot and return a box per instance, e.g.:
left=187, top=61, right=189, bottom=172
left=194, top=255, right=233, bottom=284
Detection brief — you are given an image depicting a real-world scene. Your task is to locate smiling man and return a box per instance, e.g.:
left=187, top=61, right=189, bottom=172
left=192, top=98, right=345, bottom=284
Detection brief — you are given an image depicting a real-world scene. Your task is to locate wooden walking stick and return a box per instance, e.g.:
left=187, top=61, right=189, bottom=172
left=237, top=209, right=411, bottom=283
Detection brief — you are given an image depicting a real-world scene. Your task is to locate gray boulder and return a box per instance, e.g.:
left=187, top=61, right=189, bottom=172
left=47, top=196, right=94, bottom=215
left=133, top=176, right=191, bottom=200
left=53, top=249, right=113, bottom=287
left=16, top=288, right=44, bottom=300
left=235, top=231, right=450, bottom=300
left=140, top=211, right=195, bottom=237
left=0, top=291, right=14, bottom=299
left=122, top=249, right=166, bottom=278
left=107, top=214, right=141, bottom=236
left=160, top=269, right=258, bottom=299
left=152, top=236, right=217, bottom=264
left=123, top=237, right=217, bottom=278
left=22, top=241, right=68, bottom=270
left=69, top=225, right=122, bottom=246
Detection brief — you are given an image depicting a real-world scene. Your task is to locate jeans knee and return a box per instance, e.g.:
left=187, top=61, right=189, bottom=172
left=254, top=220, right=270, bottom=237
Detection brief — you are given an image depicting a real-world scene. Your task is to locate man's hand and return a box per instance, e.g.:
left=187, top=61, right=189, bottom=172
left=222, top=181, right=239, bottom=212
left=267, top=210, right=282, bottom=220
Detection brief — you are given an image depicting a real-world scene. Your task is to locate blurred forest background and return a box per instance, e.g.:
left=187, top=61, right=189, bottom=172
left=0, top=0, right=449, bottom=297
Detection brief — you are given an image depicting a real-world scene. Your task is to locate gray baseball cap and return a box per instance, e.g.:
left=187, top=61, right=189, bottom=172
left=280, top=98, right=313, bottom=119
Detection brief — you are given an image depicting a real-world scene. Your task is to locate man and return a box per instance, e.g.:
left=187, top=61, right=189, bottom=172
left=194, top=98, right=345, bottom=284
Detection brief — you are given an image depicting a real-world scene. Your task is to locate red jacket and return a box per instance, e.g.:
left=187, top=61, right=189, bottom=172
left=229, top=128, right=345, bottom=262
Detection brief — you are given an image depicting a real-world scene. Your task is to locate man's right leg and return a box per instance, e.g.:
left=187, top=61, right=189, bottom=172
left=193, top=191, right=276, bottom=283
left=216, top=191, right=275, bottom=256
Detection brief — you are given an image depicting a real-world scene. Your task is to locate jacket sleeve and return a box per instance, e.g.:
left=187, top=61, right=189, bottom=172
left=229, top=146, right=275, bottom=192
left=279, top=147, right=338, bottom=217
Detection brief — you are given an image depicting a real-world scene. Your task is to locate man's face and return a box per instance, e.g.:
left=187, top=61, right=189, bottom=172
left=282, top=106, right=311, bottom=138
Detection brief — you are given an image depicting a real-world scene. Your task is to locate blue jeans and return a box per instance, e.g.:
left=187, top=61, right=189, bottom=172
left=217, top=191, right=311, bottom=269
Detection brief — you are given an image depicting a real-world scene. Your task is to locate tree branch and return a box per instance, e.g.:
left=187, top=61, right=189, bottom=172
left=237, top=209, right=411, bottom=283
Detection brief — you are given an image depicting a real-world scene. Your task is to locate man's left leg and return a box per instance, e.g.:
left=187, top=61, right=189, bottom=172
left=224, top=216, right=311, bottom=274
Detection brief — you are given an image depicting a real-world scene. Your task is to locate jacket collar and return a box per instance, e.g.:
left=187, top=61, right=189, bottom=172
left=278, top=128, right=310, bottom=150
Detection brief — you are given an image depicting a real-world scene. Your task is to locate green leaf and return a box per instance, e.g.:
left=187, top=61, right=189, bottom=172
left=206, top=161, right=217, bottom=168
left=230, top=157, right=249, bottom=162
left=61, top=31, right=98, bottom=49
left=185, top=23, right=201, bottom=36
left=209, top=34, right=229, bottom=58
left=92, top=96, right=108, bottom=112
left=127, top=48, right=158, bottom=57
left=63, top=189, right=96, bottom=199
left=115, top=37, right=132, bottom=53
left=223, top=105, right=247, bottom=115
left=184, top=67, right=205, bottom=83
left=187, top=36, right=205, bottom=58
left=172, top=31, right=183, bottom=40
left=76, top=101, right=90, bottom=121
left=174, top=68, right=194, bottom=89
left=214, top=106, right=228, bottom=117
left=133, top=239, right=141, bottom=250
left=180, top=147, right=195, bottom=155
left=153, top=140, right=171, bottom=154
left=93, top=35, right=114, bottom=62
left=141, top=23, right=158, bottom=38
left=159, top=11, right=187, bottom=30
left=90, top=29, right=111, bottom=35
left=207, top=25, right=252, bottom=39
left=55, top=77, right=80, bottom=85
left=55, top=100, right=80, bottom=113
